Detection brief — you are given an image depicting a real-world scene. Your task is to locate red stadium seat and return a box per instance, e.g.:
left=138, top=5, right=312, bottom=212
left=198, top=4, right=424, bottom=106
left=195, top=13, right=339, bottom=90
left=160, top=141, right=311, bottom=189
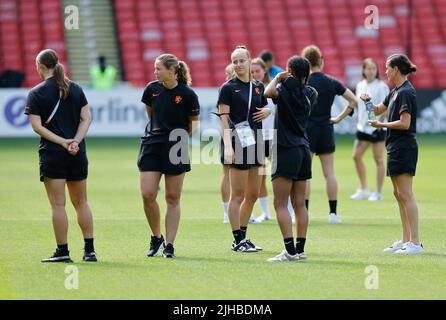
left=98, top=0, right=446, bottom=87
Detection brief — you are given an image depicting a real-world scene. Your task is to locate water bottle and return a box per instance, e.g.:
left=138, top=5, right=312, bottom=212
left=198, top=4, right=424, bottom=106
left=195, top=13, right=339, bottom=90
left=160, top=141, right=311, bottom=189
left=365, top=100, right=376, bottom=121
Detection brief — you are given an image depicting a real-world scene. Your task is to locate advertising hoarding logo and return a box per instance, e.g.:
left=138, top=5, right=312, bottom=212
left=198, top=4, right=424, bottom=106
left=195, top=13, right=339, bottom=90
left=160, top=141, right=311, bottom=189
left=4, top=96, right=28, bottom=127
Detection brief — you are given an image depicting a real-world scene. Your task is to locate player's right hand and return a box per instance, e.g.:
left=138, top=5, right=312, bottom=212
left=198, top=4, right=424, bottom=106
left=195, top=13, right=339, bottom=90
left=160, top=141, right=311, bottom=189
left=360, top=93, right=372, bottom=102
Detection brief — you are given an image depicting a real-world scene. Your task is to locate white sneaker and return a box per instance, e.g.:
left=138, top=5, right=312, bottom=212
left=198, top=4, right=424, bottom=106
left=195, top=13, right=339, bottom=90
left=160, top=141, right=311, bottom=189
left=394, top=242, right=424, bottom=255
left=249, top=215, right=260, bottom=224
left=267, top=250, right=300, bottom=262
left=368, top=192, right=383, bottom=201
left=223, top=214, right=229, bottom=224
left=383, top=240, right=406, bottom=253
left=328, top=213, right=341, bottom=224
left=298, top=252, right=308, bottom=260
left=350, top=188, right=371, bottom=200
left=254, top=214, right=270, bottom=223
left=232, top=239, right=259, bottom=253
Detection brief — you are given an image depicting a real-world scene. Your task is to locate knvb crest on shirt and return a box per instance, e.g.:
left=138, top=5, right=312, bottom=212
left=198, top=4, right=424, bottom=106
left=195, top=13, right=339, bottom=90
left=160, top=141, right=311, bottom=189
left=175, top=96, right=183, bottom=104
left=255, top=87, right=260, bottom=94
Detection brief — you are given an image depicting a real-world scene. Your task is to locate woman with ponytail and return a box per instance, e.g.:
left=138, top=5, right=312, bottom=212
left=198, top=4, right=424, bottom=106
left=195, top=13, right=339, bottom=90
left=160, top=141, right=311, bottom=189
left=25, top=49, right=96, bottom=263
left=139, top=53, right=200, bottom=259
left=361, top=54, right=423, bottom=255
left=264, top=56, right=316, bottom=261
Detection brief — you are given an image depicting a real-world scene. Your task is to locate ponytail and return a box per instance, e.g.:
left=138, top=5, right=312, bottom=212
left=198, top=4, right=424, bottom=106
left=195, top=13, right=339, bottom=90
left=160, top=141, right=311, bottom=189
left=286, top=55, right=311, bottom=107
left=387, top=54, right=417, bottom=75
left=36, top=49, right=70, bottom=99
left=156, top=54, right=192, bottom=86
left=176, top=60, right=192, bottom=86
left=53, top=63, right=70, bottom=99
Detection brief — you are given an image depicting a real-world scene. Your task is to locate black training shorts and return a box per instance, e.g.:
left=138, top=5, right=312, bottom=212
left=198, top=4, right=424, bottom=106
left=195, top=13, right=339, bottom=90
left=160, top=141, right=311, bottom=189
left=271, top=144, right=312, bottom=181
left=387, top=147, right=418, bottom=177
left=307, top=125, right=335, bottom=155
left=138, top=142, right=191, bottom=175
left=39, top=150, right=88, bottom=182
left=356, top=130, right=386, bottom=143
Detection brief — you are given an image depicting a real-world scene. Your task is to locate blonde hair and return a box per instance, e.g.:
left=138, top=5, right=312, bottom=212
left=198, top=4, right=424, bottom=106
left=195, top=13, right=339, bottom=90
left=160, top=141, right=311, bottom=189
left=225, top=63, right=234, bottom=81
left=231, top=45, right=253, bottom=82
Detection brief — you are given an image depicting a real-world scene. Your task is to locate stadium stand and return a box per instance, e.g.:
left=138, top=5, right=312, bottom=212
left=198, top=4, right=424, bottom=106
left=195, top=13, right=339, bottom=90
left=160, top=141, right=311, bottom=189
left=0, top=0, right=68, bottom=87
left=0, top=0, right=445, bottom=88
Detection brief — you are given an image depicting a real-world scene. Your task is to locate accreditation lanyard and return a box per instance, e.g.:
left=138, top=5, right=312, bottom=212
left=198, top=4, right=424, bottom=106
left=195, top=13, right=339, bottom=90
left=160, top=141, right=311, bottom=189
left=44, top=98, right=61, bottom=126
left=234, top=82, right=255, bottom=148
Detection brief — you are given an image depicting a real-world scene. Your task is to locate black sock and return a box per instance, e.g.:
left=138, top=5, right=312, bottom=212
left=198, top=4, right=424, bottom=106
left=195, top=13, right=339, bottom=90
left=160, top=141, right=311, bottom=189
left=305, top=199, right=309, bottom=211
left=329, top=200, right=337, bottom=214
left=57, top=243, right=68, bottom=254
left=295, top=238, right=306, bottom=254
left=232, top=230, right=243, bottom=244
left=84, top=238, right=94, bottom=253
left=284, top=237, right=296, bottom=255
left=240, top=226, right=248, bottom=239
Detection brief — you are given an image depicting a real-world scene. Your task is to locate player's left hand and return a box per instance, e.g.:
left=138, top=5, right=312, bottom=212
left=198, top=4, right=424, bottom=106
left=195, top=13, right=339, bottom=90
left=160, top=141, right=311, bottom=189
left=68, top=141, right=79, bottom=156
left=368, top=120, right=383, bottom=128
left=252, top=107, right=272, bottom=122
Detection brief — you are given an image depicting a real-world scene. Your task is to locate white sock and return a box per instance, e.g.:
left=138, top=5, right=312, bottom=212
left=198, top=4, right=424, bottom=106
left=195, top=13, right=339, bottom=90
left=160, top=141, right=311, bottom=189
left=287, top=197, right=295, bottom=217
left=223, top=202, right=229, bottom=219
left=259, top=196, right=270, bottom=218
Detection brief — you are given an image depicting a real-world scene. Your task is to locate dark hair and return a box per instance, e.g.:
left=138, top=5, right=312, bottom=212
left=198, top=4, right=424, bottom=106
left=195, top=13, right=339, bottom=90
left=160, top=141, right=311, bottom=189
left=259, top=50, right=273, bottom=63
left=387, top=54, right=417, bottom=75
left=37, top=49, right=70, bottom=99
left=301, top=45, right=323, bottom=68
left=362, top=58, right=380, bottom=79
left=285, top=55, right=311, bottom=107
left=287, top=55, right=310, bottom=84
left=251, top=57, right=271, bottom=84
left=157, top=53, right=192, bottom=85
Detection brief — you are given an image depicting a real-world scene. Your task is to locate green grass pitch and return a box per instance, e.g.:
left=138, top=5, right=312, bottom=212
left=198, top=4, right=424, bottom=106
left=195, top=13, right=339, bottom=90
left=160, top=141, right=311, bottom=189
left=0, top=135, right=445, bottom=299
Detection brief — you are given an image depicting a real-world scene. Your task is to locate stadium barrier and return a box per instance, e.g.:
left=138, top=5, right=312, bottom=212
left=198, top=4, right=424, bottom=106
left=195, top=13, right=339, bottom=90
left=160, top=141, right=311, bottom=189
left=1, top=87, right=445, bottom=137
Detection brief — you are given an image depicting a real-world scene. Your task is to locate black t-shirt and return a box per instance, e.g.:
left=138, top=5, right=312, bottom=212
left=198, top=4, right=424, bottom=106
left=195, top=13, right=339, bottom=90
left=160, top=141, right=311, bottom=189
left=217, top=77, right=268, bottom=133
left=307, top=72, right=346, bottom=127
left=24, top=77, right=88, bottom=152
left=383, top=80, right=417, bottom=151
left=141, top=81, right=200, bottom=144
left=275, top=77, right=312, bottom=147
